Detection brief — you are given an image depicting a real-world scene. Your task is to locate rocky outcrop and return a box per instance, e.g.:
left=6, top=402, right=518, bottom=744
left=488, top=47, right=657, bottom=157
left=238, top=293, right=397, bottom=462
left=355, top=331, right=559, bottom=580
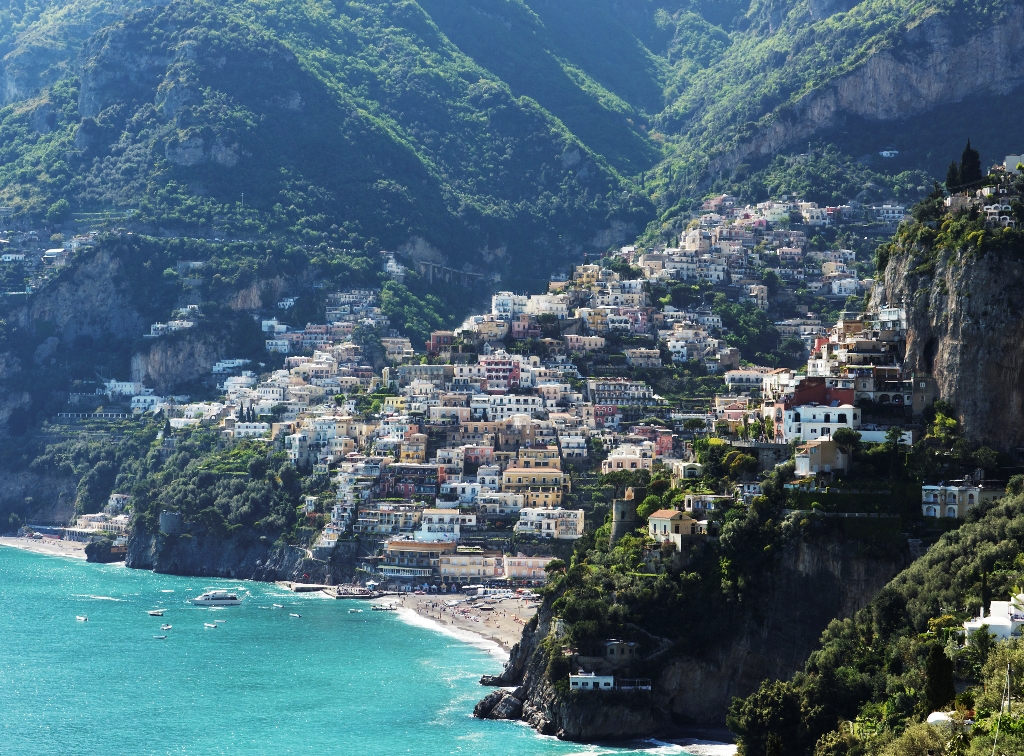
left=127, top=530, right=365, bottom=583
left=130, top=329, right=226, bottom=394
left=481, top=535, right=905, bottom=741
left=474, top=688, right=525, bottom=720
left=16, top=247, right=148, bottom=342
left=880, top=235, right=1024, bottom=449
left=710, top=6, right=1024, bottom=177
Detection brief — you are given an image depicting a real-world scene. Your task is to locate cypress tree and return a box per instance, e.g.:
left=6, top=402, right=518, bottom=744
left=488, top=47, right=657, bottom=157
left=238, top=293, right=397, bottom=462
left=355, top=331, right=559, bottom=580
left=924, top=643, right=955, bottom=711
left=959, top=139, right=982, bottom=186
left=945, top=161, right=960, bottom=190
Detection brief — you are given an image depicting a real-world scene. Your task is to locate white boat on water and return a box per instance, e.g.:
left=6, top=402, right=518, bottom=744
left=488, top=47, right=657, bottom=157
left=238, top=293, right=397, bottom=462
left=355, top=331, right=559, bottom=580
left=204, top=623, right=217, bottom=628
left=148, top=609, right=165, bottom=616
left=160, top=624, right=172, bottom=630
left=348, top=609, right=362, bottom=613
left=153, top=635, right=167, bottom=640
left=272, top=603, right=284, bottom=608
left=289, top=613, right=301, bottom=618
left=190, top=590, right=242, bottom=606
left=76, top=615, right=88, bottom=622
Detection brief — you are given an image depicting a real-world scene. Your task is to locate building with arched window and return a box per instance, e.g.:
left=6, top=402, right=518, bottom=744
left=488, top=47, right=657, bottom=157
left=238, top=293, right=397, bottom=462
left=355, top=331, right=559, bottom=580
left=921, top=482, right=1005, bottom=519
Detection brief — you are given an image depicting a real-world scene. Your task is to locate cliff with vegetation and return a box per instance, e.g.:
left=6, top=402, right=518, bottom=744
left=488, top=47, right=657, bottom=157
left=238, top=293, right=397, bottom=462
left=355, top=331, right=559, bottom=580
left=477, top=475, right=907, bottom=740
left=0, top=0, right=1021, bottom=268
left=728, top=492, right=1024, bottom=756
left=876, top=188, right=1024, bottom=449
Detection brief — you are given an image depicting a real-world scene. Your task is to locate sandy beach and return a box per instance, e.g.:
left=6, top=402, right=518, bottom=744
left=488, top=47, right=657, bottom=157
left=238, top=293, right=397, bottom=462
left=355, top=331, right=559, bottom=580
left=0, top=536, right=87, bottom=559
left=398, top=592, right=538, bottom=652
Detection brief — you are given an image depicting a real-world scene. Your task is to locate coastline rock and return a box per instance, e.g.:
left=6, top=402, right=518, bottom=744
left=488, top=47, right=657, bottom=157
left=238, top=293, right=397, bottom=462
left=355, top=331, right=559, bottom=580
left=480, top=535, right=905, bottom=741
left=126, top=529, right=373, bottom=583
left=473, top=688, right=525, bottom=720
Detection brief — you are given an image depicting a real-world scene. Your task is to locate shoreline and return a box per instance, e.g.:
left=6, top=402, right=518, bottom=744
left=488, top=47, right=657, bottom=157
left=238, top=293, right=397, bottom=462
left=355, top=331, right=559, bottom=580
left=1, top=544, right=737, bottom=753
left=395, top=593, right=538, bottom=654
left=0, top=536, right=87, bottom=560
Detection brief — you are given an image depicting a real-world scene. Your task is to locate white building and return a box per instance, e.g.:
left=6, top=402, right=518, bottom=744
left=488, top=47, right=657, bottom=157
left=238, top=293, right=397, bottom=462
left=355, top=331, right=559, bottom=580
left=558, top=434, right=588, bottom=459
left=601, top=443, right=654, bottom=474
left=486, top=394, right=543, bottom=421
left=414, top=509, right=477, bottom=543
left=491, top=291, right=529, bottom=321
left=212, top=359, right=251, bottom=374
left=830, top=278, right=860, bottom=297
left=964, top=592, right=1024, bottom=642
left=569, top=673, right=615, bottom=691
left=724, top=367, right=771, bottom=392
left=780, top=403, right=860, bottom=442
left=514, top=507, right=584, bottom=539
left=130, top=395, right=164, bottom=413
left=477, top=491, right=525, bottom=515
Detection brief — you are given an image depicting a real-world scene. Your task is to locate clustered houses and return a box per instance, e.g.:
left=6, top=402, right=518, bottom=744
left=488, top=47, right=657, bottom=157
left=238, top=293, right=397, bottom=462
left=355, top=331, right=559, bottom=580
left=944, top=154, right=1024, bottom=229
left=105, top=177, right=1000, bottom=585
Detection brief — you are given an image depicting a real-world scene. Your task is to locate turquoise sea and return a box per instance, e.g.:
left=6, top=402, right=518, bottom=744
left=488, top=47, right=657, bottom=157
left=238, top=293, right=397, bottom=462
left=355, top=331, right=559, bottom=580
left=0, top=547, right=709, bottom=756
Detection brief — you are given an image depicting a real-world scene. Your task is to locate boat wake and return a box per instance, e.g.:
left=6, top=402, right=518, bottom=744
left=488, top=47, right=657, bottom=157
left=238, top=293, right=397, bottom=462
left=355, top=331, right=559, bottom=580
left=74, top=595, right=125, bottom=602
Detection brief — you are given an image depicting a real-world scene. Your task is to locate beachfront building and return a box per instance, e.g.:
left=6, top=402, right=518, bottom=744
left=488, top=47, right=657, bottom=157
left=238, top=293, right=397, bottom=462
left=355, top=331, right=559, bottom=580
left=504, top=554, right=556, bottom=582
left=377, top=540, right=455, bottom=582
left=438, top=546, right=501, bottom=583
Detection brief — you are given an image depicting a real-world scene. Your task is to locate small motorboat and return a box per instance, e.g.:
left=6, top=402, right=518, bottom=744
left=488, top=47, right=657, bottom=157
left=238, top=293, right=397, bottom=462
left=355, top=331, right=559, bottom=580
left=153, top=635, right=167, bottom=640
left=76, top=616, right=88, bottom=622
left=204, top=623, right=217, bottom=628
left=272, top=604, right=284, bottom=608
left=348, top=608, right=362, bottom=613
left=160, top=624, right=172, bottom=630
left=289, top=613, right=301, bottom=618
left=213, top=619, right=226, bottom=623
left=147, top=610, right=165, bottom=617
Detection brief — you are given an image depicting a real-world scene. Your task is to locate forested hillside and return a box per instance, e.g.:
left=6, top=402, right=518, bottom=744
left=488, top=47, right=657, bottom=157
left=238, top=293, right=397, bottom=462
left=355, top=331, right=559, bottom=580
left=0, top=0, right=1022, bottom=279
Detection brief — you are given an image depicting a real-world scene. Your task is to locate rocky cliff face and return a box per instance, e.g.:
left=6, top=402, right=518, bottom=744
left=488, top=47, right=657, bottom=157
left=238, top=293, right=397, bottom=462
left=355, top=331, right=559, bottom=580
left=880, top=236, right=1024, bottom=448
left=130, top=330, right=226, bottom=394
left=16, top=247, right=148, bottom=341
left=0, top=468, right=79, bottom=526
left=480, top=536, right=904, bottom=740
left=710, top=6, right=1024, bottom=176
left=127, top=530, right=366, bottom=583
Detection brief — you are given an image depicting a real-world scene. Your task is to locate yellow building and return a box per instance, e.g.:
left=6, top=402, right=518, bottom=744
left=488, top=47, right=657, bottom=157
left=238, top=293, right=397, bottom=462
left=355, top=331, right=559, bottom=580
left=400, top=433, right=427, bottom=463
left=439, top=546, right=502, bottom=583
left=517, top=446, right=561, bottom=470
left=501, top=466, right=570, bottom=507
left=382, top=396, right=407, bottom=413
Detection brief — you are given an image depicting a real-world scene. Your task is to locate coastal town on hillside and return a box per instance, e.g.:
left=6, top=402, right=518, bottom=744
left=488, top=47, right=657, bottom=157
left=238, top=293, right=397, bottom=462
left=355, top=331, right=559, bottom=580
left=29, top=155, right=1024, bottom=591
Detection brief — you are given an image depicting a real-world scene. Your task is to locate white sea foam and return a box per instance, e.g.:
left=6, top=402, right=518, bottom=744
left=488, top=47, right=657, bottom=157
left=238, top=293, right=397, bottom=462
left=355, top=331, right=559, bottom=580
left=74, top=594, right=126, bottom=602
left=394, top=607, right=508, bottom=660
left=671, top=741, right=737, bottom=756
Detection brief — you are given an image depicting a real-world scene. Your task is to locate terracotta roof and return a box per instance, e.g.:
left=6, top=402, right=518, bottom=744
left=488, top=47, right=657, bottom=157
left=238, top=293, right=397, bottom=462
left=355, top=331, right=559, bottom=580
left=648, top=509, right=687, bottom=519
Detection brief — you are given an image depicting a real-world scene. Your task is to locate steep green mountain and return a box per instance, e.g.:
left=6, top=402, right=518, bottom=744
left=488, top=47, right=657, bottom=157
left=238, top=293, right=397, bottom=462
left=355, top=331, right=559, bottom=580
left=0, top=0, right=1022, bottom=276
